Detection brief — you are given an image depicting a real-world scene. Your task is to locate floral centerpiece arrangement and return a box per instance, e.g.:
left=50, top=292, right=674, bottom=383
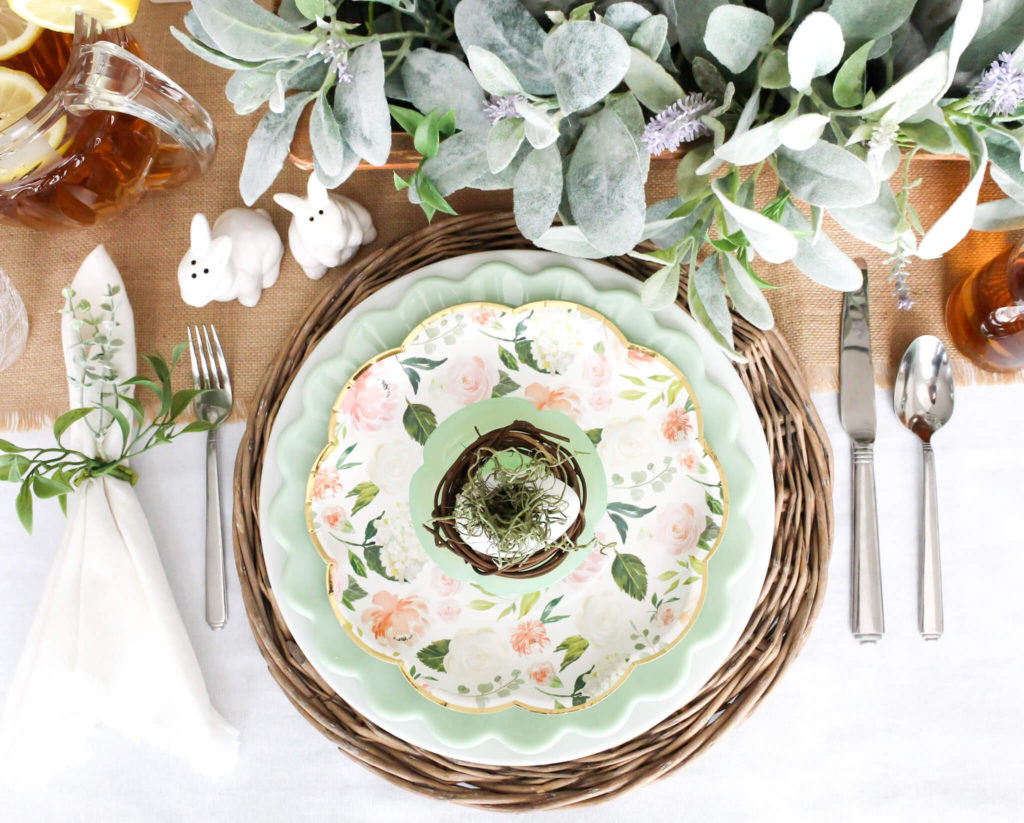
left=176, top=0, right=1024, bottom=355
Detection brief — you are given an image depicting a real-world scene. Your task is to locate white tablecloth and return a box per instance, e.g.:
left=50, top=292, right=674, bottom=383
left=2, top=385, right=1022, bottom=821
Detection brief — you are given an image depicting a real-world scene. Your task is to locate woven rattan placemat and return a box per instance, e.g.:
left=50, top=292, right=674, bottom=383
left=232, top=213, right=833, bottom=811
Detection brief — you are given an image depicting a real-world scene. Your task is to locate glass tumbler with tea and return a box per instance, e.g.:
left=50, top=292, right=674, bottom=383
left=0, top=268, right=29, bottom=372
left=946, top=236, right=1024, bottom=372
left=0, top=14, right=216, bottom=230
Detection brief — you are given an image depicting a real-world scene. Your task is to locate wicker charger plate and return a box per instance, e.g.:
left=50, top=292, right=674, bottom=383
left=233, top=213, right=834, bottom=812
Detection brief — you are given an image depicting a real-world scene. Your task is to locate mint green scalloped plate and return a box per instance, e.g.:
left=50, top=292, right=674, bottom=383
left=265, top=257, right=772, bottom=764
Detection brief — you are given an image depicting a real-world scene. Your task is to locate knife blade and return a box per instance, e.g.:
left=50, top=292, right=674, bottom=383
left=840, top=260, right=884, bottom=643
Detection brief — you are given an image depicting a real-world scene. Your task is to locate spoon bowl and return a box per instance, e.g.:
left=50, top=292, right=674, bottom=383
left=894, top=334, right=955, bottom=641
left=894, top=335, right=955, bottom=441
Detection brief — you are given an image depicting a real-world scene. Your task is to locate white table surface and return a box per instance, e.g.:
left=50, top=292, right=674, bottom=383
left=2, top=384, right=1022, bottom=821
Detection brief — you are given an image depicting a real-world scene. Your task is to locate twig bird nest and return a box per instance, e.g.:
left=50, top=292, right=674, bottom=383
left=427, top=421, right=588, bottom=579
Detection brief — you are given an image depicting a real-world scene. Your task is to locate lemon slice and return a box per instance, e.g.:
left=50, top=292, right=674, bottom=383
left=6, top=0, right=139, bottom=35
left=0, top=66, right=46, bottom=132
left=0, top=65, right=65, bottom=183
left=0, top=4, right=40, bottom=59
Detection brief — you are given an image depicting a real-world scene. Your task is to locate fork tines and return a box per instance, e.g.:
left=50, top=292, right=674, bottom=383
left=187, top=325, right=232, bottom=395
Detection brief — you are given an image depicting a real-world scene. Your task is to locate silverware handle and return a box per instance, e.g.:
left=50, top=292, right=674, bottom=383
left=205, top=429, right=227, bottom=630
left=920, top=443, right=943, bottom=640
left=852, top=442, right=884, bottom=643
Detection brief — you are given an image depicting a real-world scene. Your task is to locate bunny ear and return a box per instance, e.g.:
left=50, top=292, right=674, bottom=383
left=306, top=172, right=329, bottom=203
left=210, top=235, right=233, bottom=267
left=273, top=193, right=304, bottom=215
left=190, top=213, right=212, bottom=249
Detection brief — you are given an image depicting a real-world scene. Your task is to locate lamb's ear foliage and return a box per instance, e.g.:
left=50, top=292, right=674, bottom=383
left=177, top=0, right=1024, bottom=351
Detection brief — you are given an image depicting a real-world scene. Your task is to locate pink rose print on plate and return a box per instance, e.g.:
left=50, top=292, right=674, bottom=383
left=627, top=347, right=655, bottom=365
left=565, top=547, right=605, bottom=586
left=582, top=352, right=611, bottom=387
left=321, top=503, right=350, bottom=532
left=661, top=407, right=695, bottom=443
left=447, top=355, right=494, bottom=404
left=589, top=389, right=613, bottom=411
left=361, top=591, right=429, bottom=646
left=655, top=603, right=678, bottom=627
left=312, top=466, right=343, bottom=501
left=527, top=661, right=555, bottom=686
left=524, top=383, right=581, bottom=419
left=437, top=600, right=461, bottom=622
left=509, top=619, right=550, bottom=656
left=470, top=307, right=496, bottom=325
left=678, top=446, right=700, bottom=472
left=340, top=365, right=399, bottom=432
left=656, top=503, right=701, bottom=555
left=431, top=566, right=463, bottom=597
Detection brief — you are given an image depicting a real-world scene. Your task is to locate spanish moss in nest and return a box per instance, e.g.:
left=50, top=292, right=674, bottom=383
left=452, top=448, right=576, bottom=571
left=427, top=421, right=588, bottom=579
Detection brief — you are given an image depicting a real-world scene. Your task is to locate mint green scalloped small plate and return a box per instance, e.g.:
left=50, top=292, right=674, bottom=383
left=264, top=256, right=772, bottom=764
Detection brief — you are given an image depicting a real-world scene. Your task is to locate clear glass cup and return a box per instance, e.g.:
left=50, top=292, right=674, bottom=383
left=946, top=235, right=1024, bottom=372
left=0, top=14, right=216, bottom=230
left=0, top=268, right=28, bottom=372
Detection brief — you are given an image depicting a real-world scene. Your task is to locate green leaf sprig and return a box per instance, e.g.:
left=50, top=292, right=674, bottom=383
left=390, top=104, right=459, bottom=220
left=0, top=342, right=214, bottom=534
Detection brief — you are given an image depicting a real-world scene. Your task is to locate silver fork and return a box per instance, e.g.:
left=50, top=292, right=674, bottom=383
left=187, top=325, right=233, bottom=630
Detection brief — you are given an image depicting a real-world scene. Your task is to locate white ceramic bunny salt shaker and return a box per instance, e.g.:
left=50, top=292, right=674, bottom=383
left=273, top=173, right=376, bottom=280
left=177, top=209, right=284, bottom=308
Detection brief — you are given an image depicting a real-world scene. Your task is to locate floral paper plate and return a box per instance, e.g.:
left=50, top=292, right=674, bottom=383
left=306, top=301, right=727, bottom=713
left=263, top=254, right=773, bottom=764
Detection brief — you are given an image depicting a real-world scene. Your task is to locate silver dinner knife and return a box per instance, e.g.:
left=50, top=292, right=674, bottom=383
left=839, top=261, right=884, bottom=643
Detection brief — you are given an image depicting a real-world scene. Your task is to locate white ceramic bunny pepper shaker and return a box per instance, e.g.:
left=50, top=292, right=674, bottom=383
left=177, top=209, right=284, bottom=308
left=273, top=173, right=376, bottom=280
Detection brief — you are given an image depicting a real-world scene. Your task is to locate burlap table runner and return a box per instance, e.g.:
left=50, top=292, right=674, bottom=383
left=0, top=4, right=1016, bottom=430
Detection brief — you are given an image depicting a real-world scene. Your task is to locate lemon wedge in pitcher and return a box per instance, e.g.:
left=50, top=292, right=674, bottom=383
left=0, top=66, right=45, bottom=132
left=7, top=0, right=139, bottom=35
left=0, top=66, right=65, bottom=183
left=0, top=5, right=40, bottom=59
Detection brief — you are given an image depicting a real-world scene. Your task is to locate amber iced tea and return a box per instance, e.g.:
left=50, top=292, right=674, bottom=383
left=946, top=240, right=1024, bottom=372
left=0, top=26, right=193, bottom=229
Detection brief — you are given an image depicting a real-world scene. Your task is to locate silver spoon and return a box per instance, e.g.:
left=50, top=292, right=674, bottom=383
left=894, top=335, right=955, bottom=640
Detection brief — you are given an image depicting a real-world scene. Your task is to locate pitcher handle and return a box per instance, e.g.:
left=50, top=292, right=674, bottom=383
left=64, top=40, right=217, bottom=181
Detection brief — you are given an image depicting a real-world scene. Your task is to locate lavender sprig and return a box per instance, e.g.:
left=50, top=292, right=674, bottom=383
left=971, top=52, right=1024, bottom=117
left=641, top=93, right=716, bottom=155
left=484, top=94, right=526, bottom=125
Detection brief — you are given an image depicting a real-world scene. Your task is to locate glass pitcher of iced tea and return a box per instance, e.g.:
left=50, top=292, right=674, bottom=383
left=946, top=235, right=1024, bottom=372
left=0, top=14, right=215, bottom=229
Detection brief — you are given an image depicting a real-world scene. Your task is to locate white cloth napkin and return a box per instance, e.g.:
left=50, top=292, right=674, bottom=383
left=0, top=246, right=238, bottom=786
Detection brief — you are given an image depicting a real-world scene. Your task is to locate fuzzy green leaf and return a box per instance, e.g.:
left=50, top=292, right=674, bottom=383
left=567, top=107, right=645, bottom=256
left=190, top=0, right=316, bottom=61
left=704, top=6, right=774, bottom=74
left=544, top=21, right=631, bottom=114
left=776, top=141, right=878, bottom=208
left=240, top=91, right=314, bottom=205
left=623, top=47, right=684, bottom=112
left=722, top=253, right=774, bottom=330
left=832, top=39, right=874, bottom=107
left=466, top=45, right=523, bottom=97
left=486, top=117, right=526, bottom=174
left=513, top=144, right=562, bottom=240
left=787, top=11, right=845, bottom=91
left=454, top=0, right=554, bottom=95
left=335, top=41, right=391, bottom=167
